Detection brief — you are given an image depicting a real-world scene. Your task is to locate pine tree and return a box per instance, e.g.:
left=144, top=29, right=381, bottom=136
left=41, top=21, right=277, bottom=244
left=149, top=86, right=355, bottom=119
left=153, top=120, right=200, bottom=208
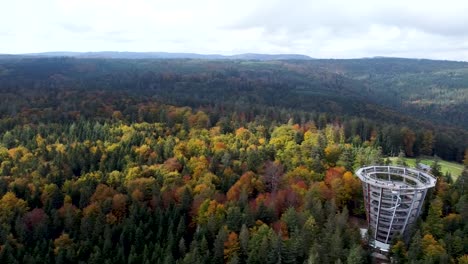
left=226, top=206, right=243, bottom=232
left=430, top=158, right=442, bottom=178
left=267, top=232, right=282, bottom=264
left=407, top=231, right=423, bottom=260
left=346, top=245, right=365, bottom=264
left=0, top=240, right=18, bottom=264
left=213, top=227, right=228, bottom=264
left=306, top=243, right=320, bottom=264
left=239, top=224, right=249, bottom=262
left=424, top=198, right=444, bottom=238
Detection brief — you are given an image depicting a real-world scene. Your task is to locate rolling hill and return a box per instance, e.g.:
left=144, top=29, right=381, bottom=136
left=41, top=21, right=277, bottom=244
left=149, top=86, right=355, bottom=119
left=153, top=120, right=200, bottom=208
left=0, top=56, right=466, bottom=161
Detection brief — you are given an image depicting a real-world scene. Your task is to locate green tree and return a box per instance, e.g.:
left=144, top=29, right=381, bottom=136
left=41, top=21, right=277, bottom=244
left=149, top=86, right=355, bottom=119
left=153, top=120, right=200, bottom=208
left=346, top=244, right=365, bottom=264
left=424, top=198, right=444, bottom=238
left=390, top=240, right=407, bottom=264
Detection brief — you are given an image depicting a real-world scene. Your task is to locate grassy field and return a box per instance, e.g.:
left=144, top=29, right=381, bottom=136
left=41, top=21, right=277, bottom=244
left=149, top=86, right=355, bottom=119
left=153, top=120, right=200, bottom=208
left=388, top=156, right=464, bottom=181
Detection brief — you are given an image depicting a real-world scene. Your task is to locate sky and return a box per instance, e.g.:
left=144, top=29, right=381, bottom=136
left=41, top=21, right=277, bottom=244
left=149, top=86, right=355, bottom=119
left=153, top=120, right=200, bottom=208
left=1, top=0, right=468, bottom=61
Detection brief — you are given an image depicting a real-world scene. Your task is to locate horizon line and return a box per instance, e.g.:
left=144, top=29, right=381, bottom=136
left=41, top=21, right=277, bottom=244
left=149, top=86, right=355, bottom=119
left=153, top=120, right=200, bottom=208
left=1, top=51, right=467, bottom=63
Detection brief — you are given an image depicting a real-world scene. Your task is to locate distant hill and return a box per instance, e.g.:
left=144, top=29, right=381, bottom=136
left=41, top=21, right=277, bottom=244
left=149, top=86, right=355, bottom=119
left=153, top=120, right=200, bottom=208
left=4, top=51, right=313, bottom=61
left=229, top=53, right=312, bottom=60
left=0, top=56, right=466, bottom=160
left=301, top=58, right=468, bottom=128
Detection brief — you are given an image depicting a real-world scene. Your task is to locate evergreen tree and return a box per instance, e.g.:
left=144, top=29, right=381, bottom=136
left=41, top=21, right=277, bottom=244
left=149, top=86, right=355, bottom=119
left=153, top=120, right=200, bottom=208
left=346, top=244, right=365, bottom=264
left=213, top=228, right=228, bottom=264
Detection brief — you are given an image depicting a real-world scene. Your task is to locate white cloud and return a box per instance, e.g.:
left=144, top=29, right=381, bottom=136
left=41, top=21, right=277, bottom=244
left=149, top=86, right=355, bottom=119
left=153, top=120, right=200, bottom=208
left=0, top=0, right=467, bottom=60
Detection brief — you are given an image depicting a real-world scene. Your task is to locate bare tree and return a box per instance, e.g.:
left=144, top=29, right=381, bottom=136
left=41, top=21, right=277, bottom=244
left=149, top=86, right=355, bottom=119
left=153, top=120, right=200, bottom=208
left=263, top=160, right=284, bottom=193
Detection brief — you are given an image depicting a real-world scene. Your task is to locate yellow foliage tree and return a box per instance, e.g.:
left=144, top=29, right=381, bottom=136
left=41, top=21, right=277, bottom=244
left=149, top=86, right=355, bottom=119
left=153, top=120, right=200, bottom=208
left=54, top=233, right=74, bottom=254
left=458, top=255, right=468, bottom=264
left=0, top=192, right=28, bottom=231
left=421, top=234, right=446, bottom=259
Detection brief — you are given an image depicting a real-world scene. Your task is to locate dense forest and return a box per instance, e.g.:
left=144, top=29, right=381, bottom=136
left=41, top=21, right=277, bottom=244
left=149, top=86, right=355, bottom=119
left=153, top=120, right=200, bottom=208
left=0, top=57, right=467, bottom=263
left=0, top=57, right=466, bottom=161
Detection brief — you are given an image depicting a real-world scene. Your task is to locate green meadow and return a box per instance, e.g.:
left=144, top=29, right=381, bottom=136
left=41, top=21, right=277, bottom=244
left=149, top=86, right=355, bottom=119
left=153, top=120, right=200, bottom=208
left=389, top=156, right=464, bottom=181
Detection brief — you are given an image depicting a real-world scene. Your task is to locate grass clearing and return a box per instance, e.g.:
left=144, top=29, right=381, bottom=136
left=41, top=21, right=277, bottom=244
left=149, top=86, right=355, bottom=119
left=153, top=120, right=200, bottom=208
left=388, top=156, right=464, bottom=181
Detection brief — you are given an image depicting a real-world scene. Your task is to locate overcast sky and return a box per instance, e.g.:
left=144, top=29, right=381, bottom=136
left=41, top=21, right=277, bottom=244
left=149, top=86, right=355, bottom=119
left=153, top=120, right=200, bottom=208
left=1, top=0, right=468, bottom=61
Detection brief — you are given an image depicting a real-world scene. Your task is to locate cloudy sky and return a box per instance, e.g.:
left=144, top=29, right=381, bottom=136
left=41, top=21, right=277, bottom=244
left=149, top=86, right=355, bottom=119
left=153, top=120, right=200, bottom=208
left=1, top=0, right=468, bottom=60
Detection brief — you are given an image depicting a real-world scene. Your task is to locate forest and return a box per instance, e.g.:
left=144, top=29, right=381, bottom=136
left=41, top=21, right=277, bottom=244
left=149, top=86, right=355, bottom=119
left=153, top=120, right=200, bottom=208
left=0, top=57, right=467, bottom=263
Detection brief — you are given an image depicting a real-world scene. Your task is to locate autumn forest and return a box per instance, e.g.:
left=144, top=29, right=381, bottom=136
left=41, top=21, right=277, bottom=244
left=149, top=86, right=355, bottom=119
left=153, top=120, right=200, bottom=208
left=0, top=57, right=467, bottom=264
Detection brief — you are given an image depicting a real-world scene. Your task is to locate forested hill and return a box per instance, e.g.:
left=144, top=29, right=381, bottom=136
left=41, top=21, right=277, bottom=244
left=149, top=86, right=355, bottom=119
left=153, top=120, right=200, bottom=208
left=302, top=58, right=468, bottom=127
left=1, top=52, right=313, bottom=60
left=0, top=57, right=466, bottom=161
